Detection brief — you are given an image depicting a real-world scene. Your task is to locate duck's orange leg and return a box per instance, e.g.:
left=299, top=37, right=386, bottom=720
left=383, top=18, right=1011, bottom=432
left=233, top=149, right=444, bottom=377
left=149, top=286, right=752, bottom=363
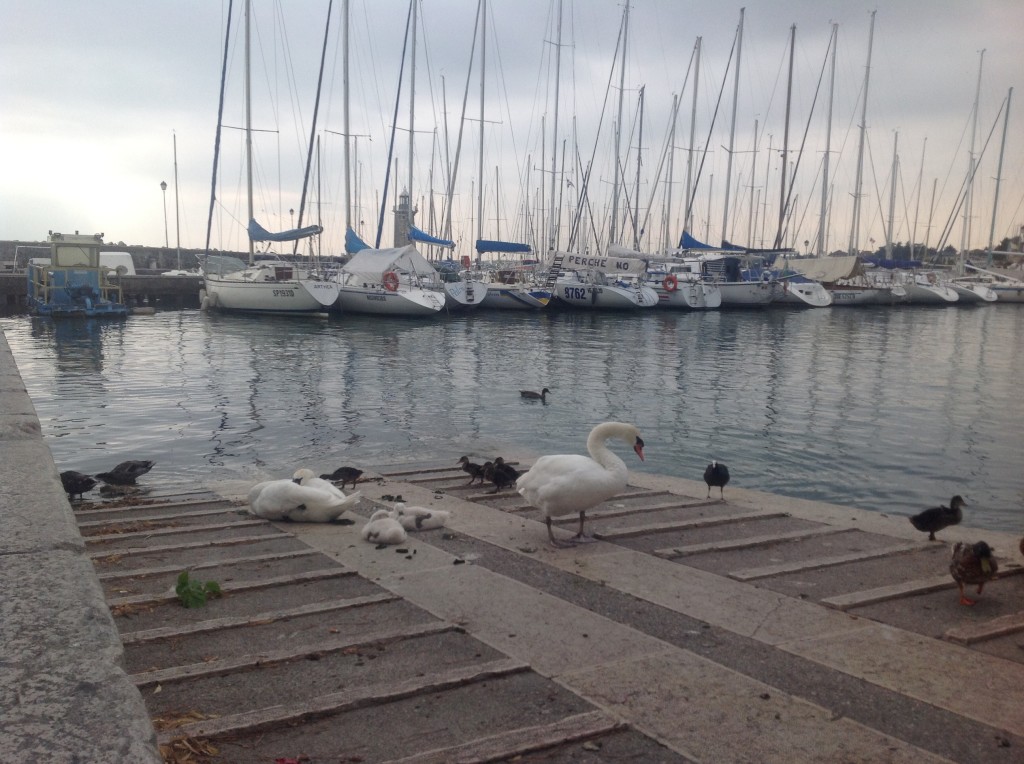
left=958, top=582, right=976, bottom=606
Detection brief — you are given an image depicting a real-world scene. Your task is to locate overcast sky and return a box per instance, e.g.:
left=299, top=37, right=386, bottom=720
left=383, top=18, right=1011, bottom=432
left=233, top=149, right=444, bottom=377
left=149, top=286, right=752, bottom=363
left=2, top=0, right=1022, bottom=257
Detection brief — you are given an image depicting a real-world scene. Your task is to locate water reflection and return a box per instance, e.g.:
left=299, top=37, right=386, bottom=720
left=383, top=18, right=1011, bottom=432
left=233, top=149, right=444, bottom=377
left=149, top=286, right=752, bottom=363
left=2, top=306, right=1022, bottom=530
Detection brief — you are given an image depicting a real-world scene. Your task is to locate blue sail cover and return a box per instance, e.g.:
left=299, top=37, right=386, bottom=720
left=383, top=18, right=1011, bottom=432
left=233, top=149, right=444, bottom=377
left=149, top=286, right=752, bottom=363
left=345, top=227, right=370, bottom=254
left=678, top=230, right=717, bottom=249
left=862, top=256, right=923, bottom=270
left=476, top=239, right=532, bottom=254
left=409, top=225, right=454, bottom=248
left=248, top=218, right=323, bottom=242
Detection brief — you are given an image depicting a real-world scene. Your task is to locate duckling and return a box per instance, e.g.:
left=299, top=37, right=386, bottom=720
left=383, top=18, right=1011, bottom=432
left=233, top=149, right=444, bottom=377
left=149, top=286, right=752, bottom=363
left=910, top=495, right=965, bottom=540
left=391, top=502, right=450, bottom=531
left=492, top=457, right=521, bottom=489
left=318, top=466, right=363, bottom=489
left=60, top=470, right=97, bottom=500
left=520, top=387, right=550, bottom=401
left=361, top=509, right=408, bottom=545
left=95, top=460, right=155, bottom=485
left=703, top=460, right=730, bottom=499
left=950, top=541, right=998, bottom=606
left=481, top=461, right=515, bottom=494
left=458, top=456, right=485, bottom=485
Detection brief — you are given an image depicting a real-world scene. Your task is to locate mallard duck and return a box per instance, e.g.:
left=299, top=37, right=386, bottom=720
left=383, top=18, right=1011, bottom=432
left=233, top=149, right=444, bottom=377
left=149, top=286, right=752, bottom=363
left=458, top=456, right=485, bottom=485
left=520, top=387, right=550, bottom=401
left=703, top=460, right=730, bottom=499
left=910, top=495, right=965, bottom=540
left=950, top=541, right=998, bottom=606
left=318, top=466, right=363, bottom=489
left=488, top=457, right=521, bottom=492
left=95, top=460, right=154, bottom=485
left=516, top=422, right=644, bottom=548
left=60, top=470, right=97, bottom=500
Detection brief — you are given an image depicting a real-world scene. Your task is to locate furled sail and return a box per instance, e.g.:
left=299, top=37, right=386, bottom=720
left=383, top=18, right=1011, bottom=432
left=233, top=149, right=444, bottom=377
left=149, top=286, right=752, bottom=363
left=248, top=218, right=322, bottom=243
left=409, top=226, right=455, bottom=248
left=345, top=226, right=370, bottom=254
left=476, top=239, right=532, bottom=254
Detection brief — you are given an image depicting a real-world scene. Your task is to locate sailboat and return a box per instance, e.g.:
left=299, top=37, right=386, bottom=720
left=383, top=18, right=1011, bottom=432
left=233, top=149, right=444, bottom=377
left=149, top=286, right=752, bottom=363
left=201, top=0, right=339, bottom=316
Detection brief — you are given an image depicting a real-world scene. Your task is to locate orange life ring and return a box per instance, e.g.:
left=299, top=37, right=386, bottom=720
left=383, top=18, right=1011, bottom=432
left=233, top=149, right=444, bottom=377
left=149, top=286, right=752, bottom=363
left=662, top=274, right=679, bottom=292
left=383, top=271, right=399, bottom=292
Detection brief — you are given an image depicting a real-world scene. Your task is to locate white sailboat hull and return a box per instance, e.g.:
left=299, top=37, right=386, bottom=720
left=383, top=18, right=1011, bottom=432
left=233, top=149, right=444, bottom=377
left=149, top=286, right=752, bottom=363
left=902, top=280, right=959, bottom=304
left=777, top=280, right=833, bottom=307
left=826, top=285, right=903, bottom=306
left=443, top=278, right=490, bottom=310
left=554, top=278, right=659, bottom=310
left=480, top=285, right=551, bottom=310
left=651, top=279, right=722, bottom=309
left=203, top=268, right=339, bottom=315
left=948, top=282, right=997, bottom=303
left=334, top=284, right=444, bottom=316
left=716, top=281, right=779, bottom=307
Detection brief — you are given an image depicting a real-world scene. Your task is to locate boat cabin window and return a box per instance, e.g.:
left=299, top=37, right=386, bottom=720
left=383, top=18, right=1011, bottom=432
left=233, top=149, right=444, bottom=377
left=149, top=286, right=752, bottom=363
left=53, top=245, right=96, bottom=268
left=274, top=266, right=293, bottom=281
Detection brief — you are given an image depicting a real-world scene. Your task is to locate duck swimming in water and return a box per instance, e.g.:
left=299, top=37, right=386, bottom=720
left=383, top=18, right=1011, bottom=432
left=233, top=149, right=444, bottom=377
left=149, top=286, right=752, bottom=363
left=909, top=495, right=965, bottom=540
left=520, top=387, right=550, bottom=401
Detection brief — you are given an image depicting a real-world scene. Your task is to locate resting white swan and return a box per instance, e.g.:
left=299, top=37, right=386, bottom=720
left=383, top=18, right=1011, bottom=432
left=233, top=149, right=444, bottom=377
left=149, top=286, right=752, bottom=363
left=361, top=509, right=409, bottom=545
left=292, top=468, right=350, bottom=499
left=249, top=478, right=354, bottom=522
left=391, top=502, right=450, bottom=531
left=516, top=421, right=645, bottom=548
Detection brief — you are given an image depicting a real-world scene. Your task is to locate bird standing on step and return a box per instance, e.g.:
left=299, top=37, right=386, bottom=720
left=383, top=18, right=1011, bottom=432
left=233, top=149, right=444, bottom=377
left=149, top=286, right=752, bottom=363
left=950, top=541, right=998, bottom=606
left=60, top=470, right=97, bottom=500
left=910, top=495, right=965, bottom=540
left=516, top=422, right=644, bottom=548
left=703, top=460, right=730, bottom=499
left=318, top=466, right=363, bottom=489
left=458, top=456, right=485, bottom=485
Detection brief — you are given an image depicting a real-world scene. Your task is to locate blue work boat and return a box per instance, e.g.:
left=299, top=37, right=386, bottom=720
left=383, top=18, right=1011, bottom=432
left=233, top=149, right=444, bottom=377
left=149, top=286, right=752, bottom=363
left=26, top=231, right=129, bottom=317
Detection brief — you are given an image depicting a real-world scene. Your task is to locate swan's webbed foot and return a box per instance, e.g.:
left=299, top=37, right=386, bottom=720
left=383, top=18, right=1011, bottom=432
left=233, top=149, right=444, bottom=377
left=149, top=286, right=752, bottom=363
left=572, top=533, right=597, bottom=544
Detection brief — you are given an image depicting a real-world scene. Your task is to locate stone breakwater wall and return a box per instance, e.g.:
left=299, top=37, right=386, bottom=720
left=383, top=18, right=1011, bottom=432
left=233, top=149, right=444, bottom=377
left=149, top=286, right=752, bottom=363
left=0, top=330, right=159, bottom=762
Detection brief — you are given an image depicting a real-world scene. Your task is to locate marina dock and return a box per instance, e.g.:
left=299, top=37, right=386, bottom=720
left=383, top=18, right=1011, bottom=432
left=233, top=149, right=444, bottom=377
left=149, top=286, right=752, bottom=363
left=3, top=330, right=1024, bottom=762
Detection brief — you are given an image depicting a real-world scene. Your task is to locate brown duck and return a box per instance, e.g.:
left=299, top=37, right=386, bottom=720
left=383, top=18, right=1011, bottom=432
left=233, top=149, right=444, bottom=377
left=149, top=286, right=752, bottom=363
left=950, top=541, right=998, bottom=606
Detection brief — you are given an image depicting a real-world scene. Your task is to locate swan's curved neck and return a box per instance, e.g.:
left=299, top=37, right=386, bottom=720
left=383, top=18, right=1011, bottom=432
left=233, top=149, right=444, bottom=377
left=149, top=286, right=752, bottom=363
left=586, top=423, right=631, bottom=473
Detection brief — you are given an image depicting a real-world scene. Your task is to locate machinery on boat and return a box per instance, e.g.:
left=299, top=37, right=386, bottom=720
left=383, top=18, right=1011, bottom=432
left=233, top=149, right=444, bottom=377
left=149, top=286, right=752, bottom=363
left=26, top=232, right=128, bottom=318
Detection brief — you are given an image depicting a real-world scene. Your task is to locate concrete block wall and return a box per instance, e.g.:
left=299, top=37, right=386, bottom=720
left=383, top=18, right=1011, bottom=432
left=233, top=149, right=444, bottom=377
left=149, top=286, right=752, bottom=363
left=0, top=331, right=160, bottom=762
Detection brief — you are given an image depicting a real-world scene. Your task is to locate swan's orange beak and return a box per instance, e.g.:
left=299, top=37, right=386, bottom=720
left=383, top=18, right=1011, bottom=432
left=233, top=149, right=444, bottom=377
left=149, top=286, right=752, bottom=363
left=634, top=436, right=645, bottom=461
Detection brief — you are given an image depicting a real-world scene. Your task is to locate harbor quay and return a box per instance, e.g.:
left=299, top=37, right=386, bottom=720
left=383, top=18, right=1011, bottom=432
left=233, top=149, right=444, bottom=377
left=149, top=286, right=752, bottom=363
left=1, top=329, right=1023, bottom=762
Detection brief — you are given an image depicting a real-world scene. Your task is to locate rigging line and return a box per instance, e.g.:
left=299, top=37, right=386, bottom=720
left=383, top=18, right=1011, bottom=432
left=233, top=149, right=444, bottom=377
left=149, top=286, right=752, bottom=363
left=934, top=97, right=1006, bottom=253
left=293, top=0, right=333, bottom=256
left=776, top=29, right=833, bottom=249
left=684, top=27, right=737, bottom=233
left=566, top=11, right=624, bottom=251
left=374, top=0, right=414, bottom=249
left=206, top=0, right=235, bottom=254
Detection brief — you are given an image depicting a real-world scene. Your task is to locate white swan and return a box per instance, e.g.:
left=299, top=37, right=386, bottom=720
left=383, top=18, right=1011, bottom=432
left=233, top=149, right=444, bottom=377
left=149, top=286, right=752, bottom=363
left=391, top=502, right=450, bottom=531
left=516, top=422, right=645, bottom=547
left=249, top=478, right=354, bottom=522
left=361, top=509, right=409, bottom=545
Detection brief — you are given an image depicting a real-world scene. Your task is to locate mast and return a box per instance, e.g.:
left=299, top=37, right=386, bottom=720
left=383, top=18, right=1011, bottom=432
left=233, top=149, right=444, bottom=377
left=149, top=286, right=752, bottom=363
left=476, top=0, right=486, bottom=254
left=847, top=10, right=874, bottom=257
left=911, top=138, right=926, bottom=260
left=684, top=37, right=700, bottom=236
left=664, top=92, right=678, bottom=253
left=244, top=0, right=254, bottom=265
left=985, top=88, right=1012, bottom=267
left=343, top=0, right=351, bottom=232
left=885, top=130, right=899, bottom=260
left=610, top=1, right=629, bottom=245
left=958, top=49, right=984, bottom=270
left=173, top=131, right=181, bottom=269
left=775, top=23, right=794, bottom=249
left=720, top=7, right=743, bottom=246
left=547, top=0, right=563, bottom=252
left=746, top=119, right=757, bottom=247
left=818, top=23, right=837, bottom=255
left=408, top=0, right=418, bottom=237
left=634, top=85, right=644, bottom=250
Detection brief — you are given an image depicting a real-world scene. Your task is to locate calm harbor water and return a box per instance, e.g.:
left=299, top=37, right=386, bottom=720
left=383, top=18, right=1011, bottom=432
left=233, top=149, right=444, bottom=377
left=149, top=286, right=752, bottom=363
left=2, top=305, right=1022, bottom=532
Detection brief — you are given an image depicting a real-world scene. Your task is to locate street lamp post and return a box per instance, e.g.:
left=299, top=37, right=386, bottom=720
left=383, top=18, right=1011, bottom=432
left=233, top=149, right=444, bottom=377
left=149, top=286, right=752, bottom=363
left=160, top=181, right=169, bottom=248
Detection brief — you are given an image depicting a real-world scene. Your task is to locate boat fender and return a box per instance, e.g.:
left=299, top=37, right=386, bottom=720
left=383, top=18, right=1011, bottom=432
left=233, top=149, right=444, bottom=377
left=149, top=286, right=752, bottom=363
left=383, top=271, right=399, bottom=292
left=663, top=274, right=678, bottom=292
